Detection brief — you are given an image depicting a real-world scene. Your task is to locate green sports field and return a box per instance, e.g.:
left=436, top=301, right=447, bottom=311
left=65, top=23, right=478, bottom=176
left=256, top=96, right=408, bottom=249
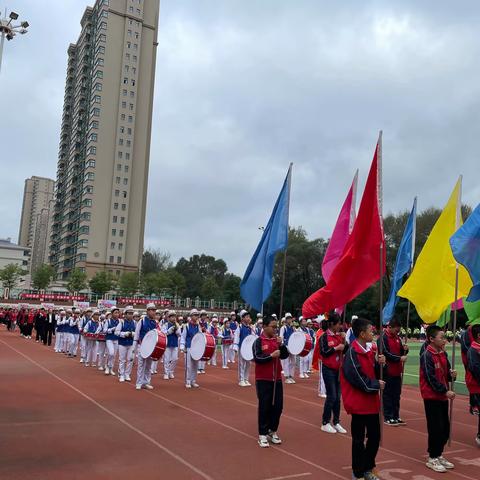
left=400, top=341, right=468, bottom=395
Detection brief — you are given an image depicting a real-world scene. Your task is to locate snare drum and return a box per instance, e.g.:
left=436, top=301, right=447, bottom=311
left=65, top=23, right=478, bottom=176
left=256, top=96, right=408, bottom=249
left=240, top=334, right=258, bottom=361
left=96, top=333, right=106, bottom=342
left=287, top=331, right=313, bottom=357
left=85, top=332, right=96, bottom=340
left=140, top=329, right=167, bottom=360
left=190, top=333, right=216, bottom=361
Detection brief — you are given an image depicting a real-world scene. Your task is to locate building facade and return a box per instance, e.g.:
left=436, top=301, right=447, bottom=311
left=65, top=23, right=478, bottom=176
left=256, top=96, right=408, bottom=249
left=0, top=238, right=30, bottom=271
left=49, top=0, right=159, bottom=280
left=18, top=176, right=55, bottom=273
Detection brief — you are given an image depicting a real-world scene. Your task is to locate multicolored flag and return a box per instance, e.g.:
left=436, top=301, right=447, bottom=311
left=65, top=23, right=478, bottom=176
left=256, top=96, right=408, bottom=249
left=398, top=178, right=472, bottom=323
left=302, top=132, right=385, bottom=318
left=240, top=164, right=292, bottom=311
left=382, top=198, right=417, bottom=324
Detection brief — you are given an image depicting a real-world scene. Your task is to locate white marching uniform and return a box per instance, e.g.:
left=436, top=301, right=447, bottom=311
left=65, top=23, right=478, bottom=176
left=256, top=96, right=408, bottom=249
left=218, top=326, right=233, bottom=368
left=233, top=324, right=254, bottom=384
left=104, top=318, right=120, bottom=374
left=83, top=320, right=98, bottom=366
left=279, top=324, right=296, bottom=380
left=68, top=316, right=80, bottom=356
left=95, top=321, right=107, bottom=370
left=161, top=321, right=181, bottom=378
left=55, top=315, right=67, bottom=353
left=133, top=316, right=157, bottom=388
left=115, top=318, right=136, bottom=381
left=78, top=315, right=90, bottom=362
left=180, top=323, right=200, bottom=387
left=207, top=324, right=219, bottom=366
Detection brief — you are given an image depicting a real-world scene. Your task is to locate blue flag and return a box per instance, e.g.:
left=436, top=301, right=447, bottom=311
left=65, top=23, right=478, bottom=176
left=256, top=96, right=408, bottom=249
left=240, top=165, right=292, bottom=311
left=450, top=203, right=480, bottom=302
left=383, top=198, right=417, bottom=324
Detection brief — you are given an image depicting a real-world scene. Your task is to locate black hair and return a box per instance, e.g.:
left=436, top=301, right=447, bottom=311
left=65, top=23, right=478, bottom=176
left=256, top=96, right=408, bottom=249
left=352, top=317, right=372, bottom=338
left=388, top=317, right=401, bottom=328
left=471, top=324, right=480, bottom=341
left=263, top=316, right=277, bottom=328
left=327, top=312, right=341, bottom=326
left=320, top=319, right=328, bottom=331
left=426, top=325, right=442, bottom=341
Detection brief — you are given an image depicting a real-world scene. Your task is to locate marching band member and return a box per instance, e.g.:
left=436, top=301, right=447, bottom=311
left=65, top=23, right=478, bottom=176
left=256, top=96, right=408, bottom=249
left=162, top=310, right=181, bottom=380
left=54, top=309, right=67, bottom=353
left=68, top=309, right=80, bottom=357
left=83, top=310, right=100, bottom=367
left=132, top=303, right=157, bottom=390
left=104, top=307, right=120, bottom=376
left=115, top=306, right=136, bottom=382
left=298, top=317, right=310, bottom=379
left=180, top=309, right=201, bottom=389
left=78, top=307, right=92, bottom=364
left=150, top=309, right=162, bottom=375
left=234, top=310, right=254, bottom=387
left=207, top=316, right=220, bottom=366
left=255, top=314, right=263, bottom=336
left=197, top=310, right=209, bottom=374
left=279, top=313, right=296, bottom=384
left=96, top=313, right=107, bottom=371
left=219, top=318, right=233, bottom=369
left=229, top=312, right=238, bottom=363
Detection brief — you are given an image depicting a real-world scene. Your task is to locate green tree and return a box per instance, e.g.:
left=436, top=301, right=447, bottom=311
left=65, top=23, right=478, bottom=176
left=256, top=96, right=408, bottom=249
left=67, top=268, right=88, bottom=294
left=141, top=272, right=158, bottom=296
left=32, top=264, right=55, bottom=291
left=222, top=273, right=242, bottom=302
left=118, top=272, right=139, bottom=296
left=141, top=249, right=172, bottom=275
left=89, top=271, right=115, bottom=296
left=166, top=269, right=187, bottom=297
left=0, top=264, right=27, bottom=291
left=201, top=276, right=221, bottom=299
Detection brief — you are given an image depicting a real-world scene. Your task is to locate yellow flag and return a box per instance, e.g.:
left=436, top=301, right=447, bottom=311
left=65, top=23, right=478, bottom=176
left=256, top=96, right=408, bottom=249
left=398, top=178, right=472, bottom=323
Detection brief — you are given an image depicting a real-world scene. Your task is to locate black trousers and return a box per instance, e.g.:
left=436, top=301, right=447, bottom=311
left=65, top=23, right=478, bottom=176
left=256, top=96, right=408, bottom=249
left=322, top=365, right=341, bottom=425
left=424, top=399, right=449, bottom=458
left=351, top=413, right=380, bottom=479
left=25, top=324, right=33, bottom=336
left=43, top=325, right=54, bottom=345
left=35, top=325, right=44, bottom=341
left=256, top=380, right=283, bottom=436
left=383, top=375, right=402, bottom=420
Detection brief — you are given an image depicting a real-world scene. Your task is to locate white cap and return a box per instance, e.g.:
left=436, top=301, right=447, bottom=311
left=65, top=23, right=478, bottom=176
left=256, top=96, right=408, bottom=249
left=271, top=314, right=277, bottom=318
left=66, top=309, right=72, bottom=314
left=239, top=309, right=249, bottom=318
left=146, top=303, right=156, bottom=310
left=124, top=305, right=134, bottom=313
left=257, top=319, right=263, bottom=324
left=212, top=313, right=218, bottom=318
left=299, top=316, right=303, bottom=321
left=285, top=312, right=292, bottom=319
left=190, top=308, right=199, bottom=316
left=168, top=310, right=177, bottom=317
left=100, top=314, right=105, bottom=320
left=156, top=309, right=162, bottom=314
left=200, top=310, right=207, bottom=316
left=351, top=315, right=359, bottom=321
left=212, top=317, right=219, bottom=322
left=306, top=319, right=312, bottom=324
left=85, top=307, right=93, bottom=312
left=230, top=311, right=236, bottom=316
left=92, top=309, right=100, bottom=316
left=133, top=311, right=140, bottom=316
left=257, top=313, right=263, bottom=318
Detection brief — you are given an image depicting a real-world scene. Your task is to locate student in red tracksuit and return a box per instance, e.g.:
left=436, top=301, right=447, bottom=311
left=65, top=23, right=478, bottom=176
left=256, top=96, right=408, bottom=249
left=460, top=325, right=474, bottom=369
left=378, top=317, right=408, bottom=426
left=340, top=318, right=385, bottom=480
left=420, top=325, right=456, bottom=473
left=466, top=324, right=480, bottom=447
left=320, top=312, right=347, bottom=434
left=253, top=315, right=289, bottom=448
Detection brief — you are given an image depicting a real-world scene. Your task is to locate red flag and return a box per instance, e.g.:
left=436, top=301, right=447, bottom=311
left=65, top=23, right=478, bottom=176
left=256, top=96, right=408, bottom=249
left=302, top=133, right=385, bottom=318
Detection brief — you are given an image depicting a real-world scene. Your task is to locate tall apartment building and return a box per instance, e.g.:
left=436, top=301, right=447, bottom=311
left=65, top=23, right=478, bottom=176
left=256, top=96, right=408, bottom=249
left=49, top=0, right=159, bottom=280
left=18, top=176, right=55, bottom=273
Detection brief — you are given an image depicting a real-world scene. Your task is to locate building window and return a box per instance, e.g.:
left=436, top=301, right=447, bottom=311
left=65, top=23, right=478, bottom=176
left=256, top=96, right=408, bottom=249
left=89, top=120, right=99, bottom=129
left=97, top=45, right=105, bottom=54
left=124, top=65, right=129, bottom=73
left=101, top=10, right=109, bottom=18
left=95, top=58, right=104, bottom=66
left=89, top=133, right=98, bottom=142
left=123, top=178, right=128, bottom=186
left=125, top=153, right=130, bottom=160
left=94, top=83, right=102, bottom=91
left=125, top=53, right=130, bottom=60
left=118, top=243, right=123, bottom=250
left=133, top=43, right=138, bottom=51
left=135, top=32, right=139, bottom=40
left=129, top=103, right=134, bottom=110
left=84, top=185, right=94, bottom=194
left=87, top=146, right=96, bottom=155
left=114, top=189, right=119, bottom=197
left=129, top=6, right=134, bottom=13
left=123, top=89, right=127, bottom=96
left=116, top=164, right=122, bottom=171
left=114, top=202, right=119, bottom=209
left=92, top=108, right=100, bottom=117
left=95, top=70, right=103, bottom=78
left=128, top=30, right=132, bottom=36
left=128, top=116, right=133, bottom=123
left=78, top=239, right=88, bottom=247
left=126, top=140, right=131, bottom=147
left=93, top=95, right=101, bottom=104
left=116, top=177, right=120, bottom=184
left=133, top=56, right=137, bottom=63
left=127, top=128, right=132, bottom=134
left=123, top=77, right=128, bottom=84
left=118, top=151, right=123, bottom=158
left=117, top=256, right=122, bottom=264
left=122, top=101, right=127, bottom=108
left=119, top=138, right=124, bottom=145
left=98, top=34, right=106, bottom=43
left=132, top=67, right=136, bottom=75
left=99, top=22, right=107, bottom=30
left=86, top=159, right=96, bottom=168
left=110, top=255, right=114, bottom=263
left=124, top=165, right=129, bottom=173
left=120, top=126, right=125, bottom=133
left=127, top=41, right=131, bottom=49
left=113, top=216, right=118, bottom=223
left=120, top=217, right=125, bottom=224
left=79, top=226, right=90, bottom=234
left=81, top=212, right=92, bottom=221
left=121, top=114, right=126, bottom=120
left=111, top=229, right=116, bottom=236
left=78, top=253, right=87, bottom=261
left=121, top=204, right=126, bottom=211
left=119, top=230, right=124, bottom=237
left=122, top=191, right=127, bottom=198
left=83, top=199, right=93, bottom=207
left=131, top=79, right=136, bottom=86
left=110, top=242, right=115, bottom=249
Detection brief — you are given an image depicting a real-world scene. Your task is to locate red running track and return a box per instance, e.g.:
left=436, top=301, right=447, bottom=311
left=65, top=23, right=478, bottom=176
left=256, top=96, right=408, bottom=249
left=1, top=327, right=480, bottom=480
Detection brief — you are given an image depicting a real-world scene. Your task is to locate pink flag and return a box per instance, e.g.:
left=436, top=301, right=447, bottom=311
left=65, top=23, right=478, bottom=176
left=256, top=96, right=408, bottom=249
left=322, top=170, right=358, bottom=283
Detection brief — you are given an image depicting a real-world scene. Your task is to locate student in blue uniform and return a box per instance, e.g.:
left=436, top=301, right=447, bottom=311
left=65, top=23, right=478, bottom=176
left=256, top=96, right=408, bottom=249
left=133, top=303, right=157, bottom=390
left=180, top=309, right=201, bottom=389
left=115, top=306, right=136, bottom=382
left=162, top=310, right=181, bottom=380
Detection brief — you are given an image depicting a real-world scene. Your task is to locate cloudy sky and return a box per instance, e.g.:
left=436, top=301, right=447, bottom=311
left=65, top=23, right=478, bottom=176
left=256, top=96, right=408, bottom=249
left=1, top=0, right=479, bottom=275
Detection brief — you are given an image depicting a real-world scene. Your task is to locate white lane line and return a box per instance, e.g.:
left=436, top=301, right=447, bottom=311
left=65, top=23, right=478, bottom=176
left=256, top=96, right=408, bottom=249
left=0, top=339, right=214, bottom=480
left=260, top=473, right=312, bottom=480
left=342, top=460, right=398, bottom=470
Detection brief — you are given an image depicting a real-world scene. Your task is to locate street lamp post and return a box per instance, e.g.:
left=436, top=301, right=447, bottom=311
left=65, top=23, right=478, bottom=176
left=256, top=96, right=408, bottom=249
left=0, top=9, right=29, bottom=73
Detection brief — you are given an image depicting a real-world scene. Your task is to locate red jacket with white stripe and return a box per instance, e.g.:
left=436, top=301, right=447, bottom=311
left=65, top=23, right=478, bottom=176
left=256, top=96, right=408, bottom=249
left=419, top=344, right=451, bottom=401
left=320, top=330, right=344, bottom=371
left=340, top=340, right=382, bottom=415
left=466, top=341, right=480, bottom=394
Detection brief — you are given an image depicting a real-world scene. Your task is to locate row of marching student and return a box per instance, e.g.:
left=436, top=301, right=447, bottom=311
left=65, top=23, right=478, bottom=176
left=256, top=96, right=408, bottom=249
left=4, top=306, right=480, bottom=479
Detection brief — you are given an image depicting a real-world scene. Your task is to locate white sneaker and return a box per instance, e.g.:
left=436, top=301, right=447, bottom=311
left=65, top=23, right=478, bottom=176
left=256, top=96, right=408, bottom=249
left=185, top=383, right=192, bottom=389
left=125, top=376, right=131, bottom=382
left=299, top=374, right=306, bottom=379
left=438, top=457, right=454, bottom=469
left=135, top=384, right=142, bottom=390
left=267, top=431, right=282, bottom=444
left=80, top=358, right=84, bottom=363
left=104, top=368, right=110, bottom=375
left=305, top=374, right=310, bottom=378
left=163, top=374, right=169, bottom=380
left=169, top=373, right=174, bottom=379
left=245, top=381, right=252, bottom=386
left=258, top=435, right=269, bottom=448
left=239, top=381, right=247, bottom=387
left=192, top=382, right=200, bottom=388
left=290, top=378, right=296, bottom=384
left=426, top=457, right=447, bottom=473
left=85, top=363, right=89, bottom=367
left=119, top=376, right=125, bottom=382
left=143, top=384, right=154, bottom=390
left=321, top=423, right=337, bottom=434
left=334, top=423, right=347, bottom=434
left=318, top=393, right=327, bottom=398
left=98, top=366, right=104, bottom=371
left=222, top=366, right=229, bottom=369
